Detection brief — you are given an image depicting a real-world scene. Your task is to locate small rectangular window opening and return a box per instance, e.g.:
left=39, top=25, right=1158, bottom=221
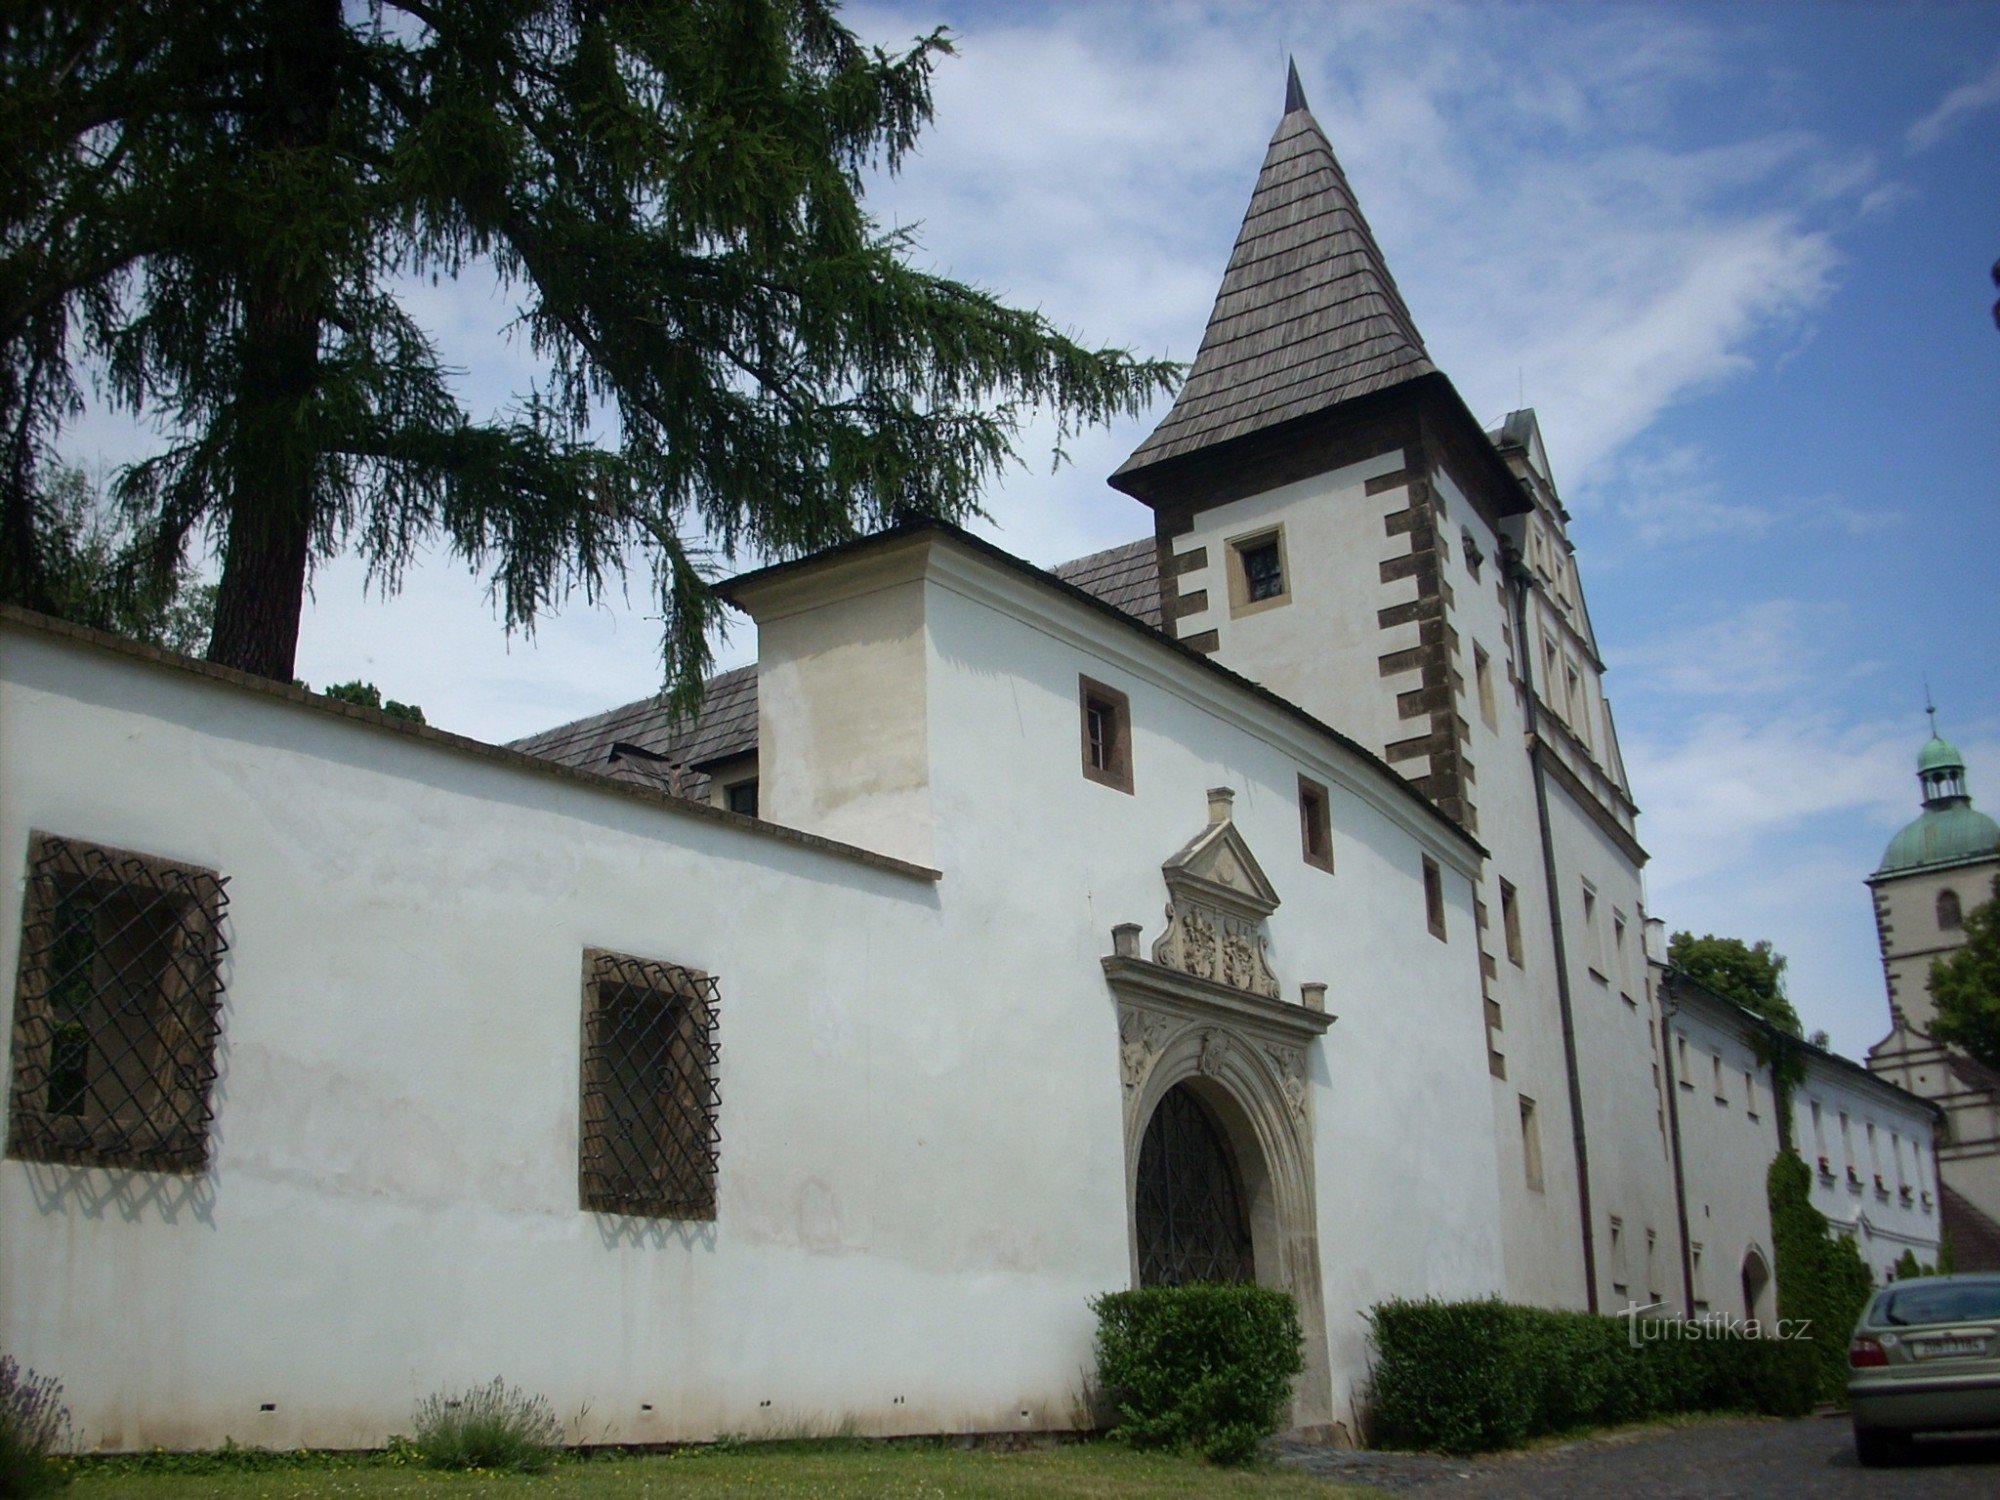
left=1519, top=1096, right=1544, bottom=1192
left=1226, top=527, right=1290, bottom=616
left=1078, top=676, right=1133, bottom=793
left=1242, top=540, right=1283, bottom=600
left=1474, top=644, right=1498, bottom=732
left=1499, top=879, right=1524, bottom=967
left=1298, top=775, right=1333, bottom=872
left=725, top=779, right=759, bottom=818
left=1422, top=855, right=1447, bottom=941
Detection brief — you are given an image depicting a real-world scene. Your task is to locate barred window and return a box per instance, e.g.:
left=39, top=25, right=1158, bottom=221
left=579, top=949, right=719, bottom=1219
left=7, top=832, right=228, bottom=1173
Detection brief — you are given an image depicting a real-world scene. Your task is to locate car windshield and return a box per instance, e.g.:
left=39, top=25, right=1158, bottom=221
left=1875, top=1282, right=2000, bottom=1327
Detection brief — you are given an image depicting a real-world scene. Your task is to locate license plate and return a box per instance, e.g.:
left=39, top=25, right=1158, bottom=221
left=1912, top=1337, right=1988, bottom=1360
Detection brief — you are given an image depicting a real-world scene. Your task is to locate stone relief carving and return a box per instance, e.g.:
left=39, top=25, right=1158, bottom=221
left=1199, top=1028, right=1235, bottom=1076
left=1264, top=1042, right=1309, bottom=1126
left=1153, top=898, right=1279, bottom=998
left=1118, top=1006, right=1172, bottom=1092
left=1145, top=788, right=1284, bottom=1000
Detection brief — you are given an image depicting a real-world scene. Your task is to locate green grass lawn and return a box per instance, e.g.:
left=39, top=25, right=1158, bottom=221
left=61, top=1442, right=1385, bottom=1500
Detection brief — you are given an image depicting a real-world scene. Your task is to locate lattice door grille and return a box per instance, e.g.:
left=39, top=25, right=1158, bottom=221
left=1136, top=1084, right=1254, bottom=1286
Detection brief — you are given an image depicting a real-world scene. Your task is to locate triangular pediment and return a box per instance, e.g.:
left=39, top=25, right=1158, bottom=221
left=1162, top=819, right=1281, bottom=921
left=1149, top=791, right=1282, bottom=999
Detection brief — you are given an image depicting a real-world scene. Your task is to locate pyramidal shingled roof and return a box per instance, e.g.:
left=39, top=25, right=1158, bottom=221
left=1114, top=63, right=1436, bottom=485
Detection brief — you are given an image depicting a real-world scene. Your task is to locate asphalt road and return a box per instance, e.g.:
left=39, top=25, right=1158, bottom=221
left=1269, top=1415, right=2000, bottom=1497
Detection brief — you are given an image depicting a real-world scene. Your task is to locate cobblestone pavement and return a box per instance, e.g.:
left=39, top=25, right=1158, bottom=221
left=1268, top=1415, right=2000, bottom=1497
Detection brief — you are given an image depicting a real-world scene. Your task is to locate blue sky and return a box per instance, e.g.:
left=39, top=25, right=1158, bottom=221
left=59, top=1, right=2000, bottom=1059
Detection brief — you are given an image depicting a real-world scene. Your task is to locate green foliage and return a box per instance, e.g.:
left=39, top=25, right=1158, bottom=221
left=1892, top=1249, right=1940, bottom=1281
left=318, top=679, right=426, bottom=725
left=0, top=1355, right=73, bottom=1498
left=409, top=1377, right=562, bottom=1473
left=1930, top=876, right=2000, bottom=1070
left=19, top=468, right=214, bottom=654
left=3, top=1, right=1178, bottom=691
left=1092, top=1285, right=1304, bottom=1465
left=1768, top=1150, right=1875, bottom=1404
left=1668, top=932, right=1800, bottom=1035
left=1365, top=1298, right=1814, bottom=1454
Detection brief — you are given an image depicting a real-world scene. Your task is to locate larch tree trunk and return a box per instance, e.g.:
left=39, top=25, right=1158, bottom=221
left=203, top=0, right=342, bottom=681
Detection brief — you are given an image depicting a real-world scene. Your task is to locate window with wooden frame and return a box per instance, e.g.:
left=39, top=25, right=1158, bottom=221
left=1297, top=775, right=1333, bottom=873
left=1224, top=526, right=1290, bottom=617
left=1422, top=855, right=1447, bottom=941
left=6, top=831, right=228, bottom=1173
left=1078, top=676, right=1134, bottom=793
left=579, top=949, right=720, bottom=1219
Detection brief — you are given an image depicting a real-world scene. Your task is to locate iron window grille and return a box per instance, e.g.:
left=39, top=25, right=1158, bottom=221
left=7, top=832, right=228, bottom=1173
left=579, top=948, right=720, bottom=1219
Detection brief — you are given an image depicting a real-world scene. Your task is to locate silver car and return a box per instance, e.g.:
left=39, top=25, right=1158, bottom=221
left=1849, top=1273, right=2000, bottom=1465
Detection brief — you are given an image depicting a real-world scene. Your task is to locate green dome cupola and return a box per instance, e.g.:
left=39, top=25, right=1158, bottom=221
left=1877, top=711, right=2000, bottom=876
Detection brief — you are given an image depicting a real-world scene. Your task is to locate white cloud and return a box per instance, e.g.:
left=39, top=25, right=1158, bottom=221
left=1906, top=54, right=2000, bottom=152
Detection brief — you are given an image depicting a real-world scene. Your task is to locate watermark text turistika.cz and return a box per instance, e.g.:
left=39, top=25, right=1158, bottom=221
left=1617, top=1301, right=1812, bottom=1348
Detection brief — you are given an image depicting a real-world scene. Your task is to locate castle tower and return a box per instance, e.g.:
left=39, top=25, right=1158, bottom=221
left=1111, top=65, right=1674, bottom=1315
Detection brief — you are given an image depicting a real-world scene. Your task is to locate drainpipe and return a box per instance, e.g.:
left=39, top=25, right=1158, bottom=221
left=1506, top=546, right=1599, bottom=1312
left=1658, top=975, right=1698, bottom=1316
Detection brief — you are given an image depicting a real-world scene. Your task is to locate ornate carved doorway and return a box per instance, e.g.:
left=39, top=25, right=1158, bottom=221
left=1136, top=1084, right=1254, bottom=1286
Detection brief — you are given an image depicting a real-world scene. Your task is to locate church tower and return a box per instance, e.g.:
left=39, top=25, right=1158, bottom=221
left=1866, top=717, right=2000, bottom=1267
left=1868, top=720, right=2000, bottom=1032
left=1112, top=65, right=1675, bottom=1316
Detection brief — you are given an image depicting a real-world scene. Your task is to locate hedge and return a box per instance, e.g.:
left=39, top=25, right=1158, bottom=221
left=1367, top=1298, right=1816, bottom=1453
left=1092, top=1285, right=1304, bottom=1464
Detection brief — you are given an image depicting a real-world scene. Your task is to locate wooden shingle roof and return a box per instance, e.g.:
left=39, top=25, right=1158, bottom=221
left=1050, top=538, right=1161, bottom=629
left=1114, top=66, right=1435, bottom=487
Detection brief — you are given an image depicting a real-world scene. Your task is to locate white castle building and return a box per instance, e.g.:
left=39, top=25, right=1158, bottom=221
left=0, top=69, right=1940, bottom=1450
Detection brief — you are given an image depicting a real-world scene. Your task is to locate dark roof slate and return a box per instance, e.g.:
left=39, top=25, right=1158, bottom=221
left=1114, top=87, right=1434, bottom=484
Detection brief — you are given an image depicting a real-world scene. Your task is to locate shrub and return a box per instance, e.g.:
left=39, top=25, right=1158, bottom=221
left=408, top=1377, right=561, bottom=1472
left=0, top=1356, right=73, bottom=1498
left=1092, top=1285, right=1303, bottom=1465
left=1769, top=1150, right=1877, bottom=1403
left=1367, top=1298, right=1816, bottom=1453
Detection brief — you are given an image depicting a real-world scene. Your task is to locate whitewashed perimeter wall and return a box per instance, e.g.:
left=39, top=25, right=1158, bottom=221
left=1, top=578, right=1507, bottom=1454
left=0, top=622, right=1086, bottom=1452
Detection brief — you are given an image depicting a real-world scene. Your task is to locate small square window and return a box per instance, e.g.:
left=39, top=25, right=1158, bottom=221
left=1298, top=775, right=1333, bottom=873
left=1078, top=676, right=1134, bottom=794
left=1422, top=855, right=1447, bottom=941
left=724, top=779, right=759, bottom=818
left=6, top=832, right=228, bottom=1173
left=579, top=949, right=720, bottom=1219
left=1226, top=527, right=1290, bottom=616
